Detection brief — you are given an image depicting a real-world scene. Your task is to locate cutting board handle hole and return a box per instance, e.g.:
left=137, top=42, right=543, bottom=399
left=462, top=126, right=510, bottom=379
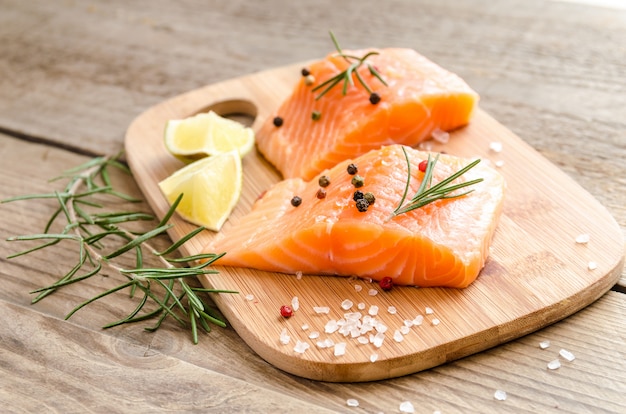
left=194, top=99, right=257, bottom=127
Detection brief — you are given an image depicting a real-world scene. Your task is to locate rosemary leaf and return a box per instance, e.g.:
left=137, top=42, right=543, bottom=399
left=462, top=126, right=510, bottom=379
left=391, top=149, right=484, bottom=217
left=103, top=224, right=173, bottom=260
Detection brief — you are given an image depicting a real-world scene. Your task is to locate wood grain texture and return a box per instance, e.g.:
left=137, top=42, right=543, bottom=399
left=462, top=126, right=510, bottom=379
left=0, top=0, right=625, bottom=410
left=124, top=63, right=623, bottom=381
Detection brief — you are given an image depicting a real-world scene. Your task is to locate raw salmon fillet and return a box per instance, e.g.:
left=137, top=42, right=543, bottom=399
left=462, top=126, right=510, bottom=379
left=256, top=48, right=479, bottom=180
left=206, top=145, right=505, bottom=288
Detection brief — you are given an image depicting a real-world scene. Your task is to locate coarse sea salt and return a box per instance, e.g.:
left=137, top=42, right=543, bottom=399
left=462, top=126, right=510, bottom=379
left=346, top=398, right=359, bottom=407
left=489, top=141, right=503, bottom=153
left=547, top=359, right=561, bottom=370
left=316, top=338, right=334, bottom=348
left=309, top=331, right=320, bottom=339
left=425, top=307, right=434, bottom=314
left=559, top=349, right=576, bottom=362
left=291, top=296, right=299, bottom=311
left=369, top=305, right=379, bottom=316
left=588, top=261, right=598, bottom=270
left=575, top=233, right=590, bottom=244
left=314, top=306, right=330, bottom=314
left=388, top=306, right=397, bottom=315
left=296, top=271, right=303, bottom=280
left=354, top=284, right=363, bottom=292
left=245, top=294, right=254, bottom=301
left=400, top=325, right=411, bottom=335
left=334, top=342, right=347, bottom=356
left=431, top=318, right=441, bottom=326
left=294, top=340, right=309, bottom=354
left=341, top=299, right=354, bottom=310
left=539, top=340, right=551, bottom=349
left=368, top=289, right=378, bottom=296
left=370, top=353, right=378, bottom=363
left=495, top=160, right=505, bottom=168
left=494, top=389, right=507, bottom=401
left=399, top=401, right=415, bottom=413
left=393, top=329, right=404, bottom=342
left=325, top=320, right=339, bottom=334
left=279, top=328, right=290, bottom=345
left=357, top=302, right=366, bottom=310
left=412, top=315, right=424, bottom=326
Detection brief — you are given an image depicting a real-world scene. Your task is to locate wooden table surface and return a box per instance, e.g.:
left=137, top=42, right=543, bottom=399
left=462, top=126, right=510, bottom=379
left=1, top=0, right=624, bottom=412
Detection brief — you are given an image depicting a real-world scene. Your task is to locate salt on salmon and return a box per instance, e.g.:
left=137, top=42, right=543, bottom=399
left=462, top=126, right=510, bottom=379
left=206, top=145, right=505, bottom=288
left=256, top=48, right=479, bottom=181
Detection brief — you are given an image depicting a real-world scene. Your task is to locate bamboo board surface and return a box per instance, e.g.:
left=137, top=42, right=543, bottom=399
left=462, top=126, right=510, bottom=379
left=125, top=62, right=624, bottom=382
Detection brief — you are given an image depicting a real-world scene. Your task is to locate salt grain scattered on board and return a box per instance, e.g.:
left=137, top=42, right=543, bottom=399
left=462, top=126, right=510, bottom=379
left=399, top=401, right=415, bottom=413
left=279, top=328, right=290, bottom=345
left=547, top=359, right=561, bottom=370
left=413, top=315, right=424, bottom=326
left=388, top=306, right=397, bottom=315
left=588, top=261, right=598, bottom=270
left=575, top=233, right=590, bottom=244
left=294, top=340, right=309, bottom=354
left=334, top=342, right=347, bottom=356
left=368, top=289, right=378, bottom=296
left=291, top=296, right=299, bottom=311
left=393, top=329, right=404, bottom=342
left=489, top=141, right=503, bottom=153
left=432, top=318, right=441, bottom=326
left=494, top=390, right=507, bottom=401
left=245, top=294, right=254, bottom=301
left=560, top=349, right=576, bottom=362
left=314, top=306, right=330, bottom=314
left=346, top=398, right=359, bottom=407
left=425, top=307, right=434, bottom=315
left=495, top=160, right=505, bottom=168
left=370, top=353, right=378, bottom=362
left=354, top=284, right=363, bottom=292
left=341, top=299, right=353, bottom=310
left=539, top=340, right=551, bottom=349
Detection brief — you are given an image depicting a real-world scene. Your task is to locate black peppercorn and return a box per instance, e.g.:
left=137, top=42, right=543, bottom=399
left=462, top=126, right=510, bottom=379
left=353, top=190, right=364, bottom=201
left=290, top=196, right=302, bottom=207
left=369, top=92, right=381, bottom=105
left=318, top=175, right=330, bottom=187
left=356, top=198, right=370, bottom=212
left=351, top=175, right=364, bottom=188
left=347, top=163, right=358, bottom=175
left=273, top=116, right=284, bottom=127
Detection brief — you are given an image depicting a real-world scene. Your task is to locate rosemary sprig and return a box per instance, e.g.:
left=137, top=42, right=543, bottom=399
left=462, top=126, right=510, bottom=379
left=312, top=31, right=388, bottom=100
left=2, top=152, right=236, bottom=344
left=391, top=147, right=484, bottom=217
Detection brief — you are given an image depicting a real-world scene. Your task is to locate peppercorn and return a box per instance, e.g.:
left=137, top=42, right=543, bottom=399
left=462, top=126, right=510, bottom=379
left=364, top=192, right=376, bottom=205
left=318, top=175, right=330, bottom=187
left=353, top=190, right=364, bottom=201
left=418, top=160, right=428, bottom=173
left=351, top=175, right=364, bottom=188
left=355, top=198, right=369, bottom=212
left=301, top=67, right=310, bottom=77
left=369, top=92, right=381, bottom=105
left=273, top=116, right=284, bottom=127
left=347, top=163, right=358, bottom=175
left=280, top=305, right=293, bottom=318
left=291, top=196, right=302, bottom=207
left=316, top=188, right=327, bottom=199
left=379, top=276, right=393, bottom=291
left=312, top=110, right=321, bottom=121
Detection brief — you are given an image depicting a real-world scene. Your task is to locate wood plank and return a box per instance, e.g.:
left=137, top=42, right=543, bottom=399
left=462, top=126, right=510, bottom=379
left=124, top=61, right=624, bottom=381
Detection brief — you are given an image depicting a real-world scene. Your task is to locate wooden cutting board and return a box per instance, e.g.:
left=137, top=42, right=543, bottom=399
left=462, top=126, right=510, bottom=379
left=125, top=61, right=624, bottom=382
